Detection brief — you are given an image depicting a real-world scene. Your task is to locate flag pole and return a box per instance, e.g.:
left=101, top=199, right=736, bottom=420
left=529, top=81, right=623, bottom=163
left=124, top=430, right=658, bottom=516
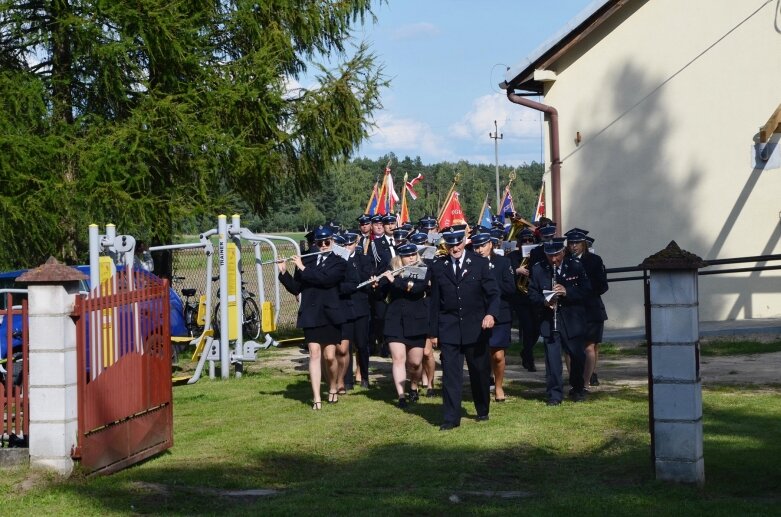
left=476, top=193, right=489, bottom=226
left=436, top=172, right=461, bottom=223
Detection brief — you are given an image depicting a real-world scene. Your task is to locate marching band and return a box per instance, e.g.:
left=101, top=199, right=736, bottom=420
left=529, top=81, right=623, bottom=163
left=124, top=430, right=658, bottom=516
left=277, top=210, right=608, bottom=427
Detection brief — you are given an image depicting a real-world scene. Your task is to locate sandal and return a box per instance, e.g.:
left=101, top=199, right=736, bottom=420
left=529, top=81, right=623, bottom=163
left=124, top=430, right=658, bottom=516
left=328, top=391, right=339, bottom=404
left=312, top=401, right=322, bottom=410
left=337, top=386, right=347, bottom=395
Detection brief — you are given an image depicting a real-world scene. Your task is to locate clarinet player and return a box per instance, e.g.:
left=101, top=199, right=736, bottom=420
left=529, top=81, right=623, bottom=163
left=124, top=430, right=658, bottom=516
left=528, top=237, right=591, bottom=406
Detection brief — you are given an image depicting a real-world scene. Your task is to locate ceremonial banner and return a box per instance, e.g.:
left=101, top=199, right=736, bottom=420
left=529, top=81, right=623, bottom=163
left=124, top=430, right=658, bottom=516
left=499, top=187, right=515, bottom=229
left=399, top=173, right=410, bottom=224
left=477, top=194, right=493, bottom=229
left=365, top=181, right=379, bottom=215
left=405, top=173, right=424, bottom=200
left=533, top=181, right=546, bottom=222
left=438, top=191, right=467, bottom=229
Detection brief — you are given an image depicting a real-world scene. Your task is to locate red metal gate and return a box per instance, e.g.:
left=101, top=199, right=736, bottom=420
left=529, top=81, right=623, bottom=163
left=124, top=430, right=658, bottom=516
left=1, top=293, right=28, bottom=448
left=72, top=269, right=173, bottom=474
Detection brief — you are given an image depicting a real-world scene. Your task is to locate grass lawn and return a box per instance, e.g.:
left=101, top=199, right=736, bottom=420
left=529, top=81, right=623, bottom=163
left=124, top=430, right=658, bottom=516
left=3, top=353, right=781, bottom=516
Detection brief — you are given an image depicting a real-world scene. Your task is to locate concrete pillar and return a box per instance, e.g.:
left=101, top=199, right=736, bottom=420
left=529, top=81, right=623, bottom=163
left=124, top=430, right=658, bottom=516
left=16, top=258, right=88, bottom=476
left=641, top=241, right=708, bottom=486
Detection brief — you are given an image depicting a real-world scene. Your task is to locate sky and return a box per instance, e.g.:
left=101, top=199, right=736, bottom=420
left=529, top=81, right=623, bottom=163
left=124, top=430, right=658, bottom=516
left=349, top=0, right=596, bottom=167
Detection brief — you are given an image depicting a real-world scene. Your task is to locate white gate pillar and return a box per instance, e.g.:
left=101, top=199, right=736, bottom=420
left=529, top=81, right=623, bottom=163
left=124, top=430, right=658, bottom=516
left=641, top=241, right=707, bottom=486
left=17, top=258, right=87, bottom=476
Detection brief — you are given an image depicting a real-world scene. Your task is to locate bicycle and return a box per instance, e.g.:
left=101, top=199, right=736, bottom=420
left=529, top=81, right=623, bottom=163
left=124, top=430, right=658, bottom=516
left=211, top=279, right=261, bottom=341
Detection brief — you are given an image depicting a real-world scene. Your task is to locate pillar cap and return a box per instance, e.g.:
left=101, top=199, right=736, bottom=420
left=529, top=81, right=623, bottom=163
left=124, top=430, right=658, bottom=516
left=16, top=257, right=89, bottom=283
left=640, top=241, right=708, bottom=270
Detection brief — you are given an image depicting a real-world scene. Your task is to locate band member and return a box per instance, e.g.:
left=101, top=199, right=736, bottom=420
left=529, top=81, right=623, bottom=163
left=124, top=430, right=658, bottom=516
left=471, top=231, right=515, bottom=402
left=429, top=227, right=500, bottom=430
left=357, top=214, right=373, bottom=254
left=528, top=224, right=556, bottom=267
left=508, top=227, right=541, bottom=372
left=367, top=213, right=392, bottom=357
left=409, top=230, right=438, bottom=396
left=528, top=237, right=591, bottom=405
left=338, top=231, right=374, bottom=390
left=377, top=243, right=432, bottom=407
left=278, top=225, right=347, bottom=410
left=566, top=230, right=608, bottom=387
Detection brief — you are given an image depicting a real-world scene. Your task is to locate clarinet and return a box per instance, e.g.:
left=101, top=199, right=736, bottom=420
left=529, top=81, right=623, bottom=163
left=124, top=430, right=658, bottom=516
left=552, top=267, right=559, bottom=334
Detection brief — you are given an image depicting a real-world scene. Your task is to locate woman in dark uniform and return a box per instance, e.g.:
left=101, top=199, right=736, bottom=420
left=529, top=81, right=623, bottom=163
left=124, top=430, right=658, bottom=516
left=278, top=225, right=347, bottom=410
left=471, top=230, right=515, bottom=402
left=377, top=243, right=432, bottom=408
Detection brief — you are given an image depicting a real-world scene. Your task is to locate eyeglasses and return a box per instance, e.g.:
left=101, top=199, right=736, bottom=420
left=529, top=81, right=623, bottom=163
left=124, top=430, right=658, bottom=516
left=316, top=240, right=331, bottom=246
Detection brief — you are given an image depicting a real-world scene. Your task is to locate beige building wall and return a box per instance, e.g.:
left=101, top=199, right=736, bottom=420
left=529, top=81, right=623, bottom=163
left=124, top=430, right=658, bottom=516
left=537, top=0, right=781, bottom=328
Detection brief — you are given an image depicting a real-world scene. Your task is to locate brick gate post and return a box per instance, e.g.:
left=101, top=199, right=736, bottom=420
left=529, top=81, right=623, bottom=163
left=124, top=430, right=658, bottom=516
left=16, top=258, right=88, bottom=476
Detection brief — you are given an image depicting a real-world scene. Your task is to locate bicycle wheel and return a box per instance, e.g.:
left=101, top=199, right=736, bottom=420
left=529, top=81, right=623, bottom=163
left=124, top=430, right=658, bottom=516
left=243, top=297, right=261, bottom=340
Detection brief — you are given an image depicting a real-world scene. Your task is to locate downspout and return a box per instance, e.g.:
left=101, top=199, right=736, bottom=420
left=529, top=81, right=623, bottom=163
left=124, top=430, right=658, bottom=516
left=506, top=91, right=562, bottom=234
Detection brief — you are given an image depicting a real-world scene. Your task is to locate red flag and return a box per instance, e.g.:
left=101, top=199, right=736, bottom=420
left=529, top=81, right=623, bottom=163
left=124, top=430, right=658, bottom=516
left=405, top=173, right=424, bottom=200
left=533, top=182, right=546, bottom=222
left=438, top=191, right=467, bottom=229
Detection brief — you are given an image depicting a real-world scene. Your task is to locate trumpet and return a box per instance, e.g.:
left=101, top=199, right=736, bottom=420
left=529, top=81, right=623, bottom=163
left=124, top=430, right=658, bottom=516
left=260, top=250, right=329, bottom=266
left=506, top=213, right=534, bottom=242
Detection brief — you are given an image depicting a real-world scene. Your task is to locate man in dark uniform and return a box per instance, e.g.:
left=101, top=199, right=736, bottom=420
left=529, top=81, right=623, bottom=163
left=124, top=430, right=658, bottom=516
left=528, top=237, right=592, bottom=405
left=357, top=214, right=373, bottom=254
left=528, top=224, right=556, bottom=268
left=508, top=227, right=541, bottom=371
left=367, top=213, right=397, bottom=357
left=429, top=227, right=500, bottom=430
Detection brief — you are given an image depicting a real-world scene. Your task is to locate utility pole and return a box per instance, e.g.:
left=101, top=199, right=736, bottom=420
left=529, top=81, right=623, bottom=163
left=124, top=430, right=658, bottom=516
left=489, top=120, right=503, bottom=210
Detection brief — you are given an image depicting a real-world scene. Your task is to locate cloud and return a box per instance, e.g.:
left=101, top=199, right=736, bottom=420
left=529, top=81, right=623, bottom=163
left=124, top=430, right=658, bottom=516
left=364, top=113, right=449, bottom=160
left=450, top=93, right=543, bottom=141
left=391, top=22, right=440, bottom=41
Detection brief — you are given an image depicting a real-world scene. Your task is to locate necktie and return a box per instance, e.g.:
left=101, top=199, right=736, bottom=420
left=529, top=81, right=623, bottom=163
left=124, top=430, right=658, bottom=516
left=455, top=259, right=462, bottom=280
left=317, top=255, right=324, bottom=267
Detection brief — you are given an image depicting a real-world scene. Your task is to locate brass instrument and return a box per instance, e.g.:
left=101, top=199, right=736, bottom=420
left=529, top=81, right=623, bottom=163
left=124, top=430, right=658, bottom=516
left=516, top=256, right=530, bottom=294
left=506, top=213, right=535, bottom=242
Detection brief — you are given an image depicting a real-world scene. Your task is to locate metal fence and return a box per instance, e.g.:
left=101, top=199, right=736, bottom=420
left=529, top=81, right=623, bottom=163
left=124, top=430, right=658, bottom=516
left=1, top=293, right=28, bottom=448
left=162, top=240, right=303, bottom=338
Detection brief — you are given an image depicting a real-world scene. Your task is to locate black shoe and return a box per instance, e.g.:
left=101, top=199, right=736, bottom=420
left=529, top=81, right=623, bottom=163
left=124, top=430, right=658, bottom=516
left=572, top=390, right=587, bottom=402
left=439, top=422, right=460, bottom=431
left=546, top=399, right=562, bottom=406
left=527, top=362, right=537, bottom=372
left=397, top=397, right=408, bottom=409
left=568, top=387, right=576, bottom=396
left=360, top=380, right=369, bottom=389
left=476, top=414, right=489, bottom=422
left=408, top=389, right=419, bottom=403
left=426, top=388, right=436, bottom=397
left=590, top=372, right=600, bottom=386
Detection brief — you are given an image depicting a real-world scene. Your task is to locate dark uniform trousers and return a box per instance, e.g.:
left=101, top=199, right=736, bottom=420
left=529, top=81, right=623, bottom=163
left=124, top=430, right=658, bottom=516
left=528, top=257, right=591, bottom=402
left=440, top=341, right=491, bottom=424
left=430, top=251, right=500, bottom=426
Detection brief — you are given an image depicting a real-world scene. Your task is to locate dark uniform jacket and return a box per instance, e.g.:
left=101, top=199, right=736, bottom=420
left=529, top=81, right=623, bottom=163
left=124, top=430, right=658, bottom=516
left=528, top=243, right=547, bottom=268
left=528, top=256, right=591, bottom=339
left=278, top=252, right=347, bottom=328
left=368, top=235, right=394, bottom=272
left=488, top=253, right=515, bottom=325
left=339, top=252, right=373, bottom=320
left=429, top=250, right=501, bottom=345
left=577, top=252, right=608, bottom=323
left=381, top=264, right=432, bottom=337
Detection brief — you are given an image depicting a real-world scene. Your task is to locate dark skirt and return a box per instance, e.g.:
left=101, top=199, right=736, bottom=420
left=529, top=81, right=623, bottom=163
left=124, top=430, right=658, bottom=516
left=488, top=322, right=511, bottom=348
left=385, top=334, right=426, bottom=348
left=585, top=320, right=604, bottom=344
left=304, top=323, right=342, bottom=344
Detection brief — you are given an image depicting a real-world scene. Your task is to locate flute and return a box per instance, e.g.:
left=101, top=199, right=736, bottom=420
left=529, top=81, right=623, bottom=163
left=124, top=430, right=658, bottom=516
left=356, top=265, right=408, bottom=289
left=260, top=250, right=329, bottom=266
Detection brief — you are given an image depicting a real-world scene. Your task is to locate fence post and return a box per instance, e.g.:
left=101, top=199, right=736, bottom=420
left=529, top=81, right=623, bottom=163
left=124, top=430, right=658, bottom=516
left=641, top=241, right=707, bottom=486
left=16, top=258, right=88, bottom=476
